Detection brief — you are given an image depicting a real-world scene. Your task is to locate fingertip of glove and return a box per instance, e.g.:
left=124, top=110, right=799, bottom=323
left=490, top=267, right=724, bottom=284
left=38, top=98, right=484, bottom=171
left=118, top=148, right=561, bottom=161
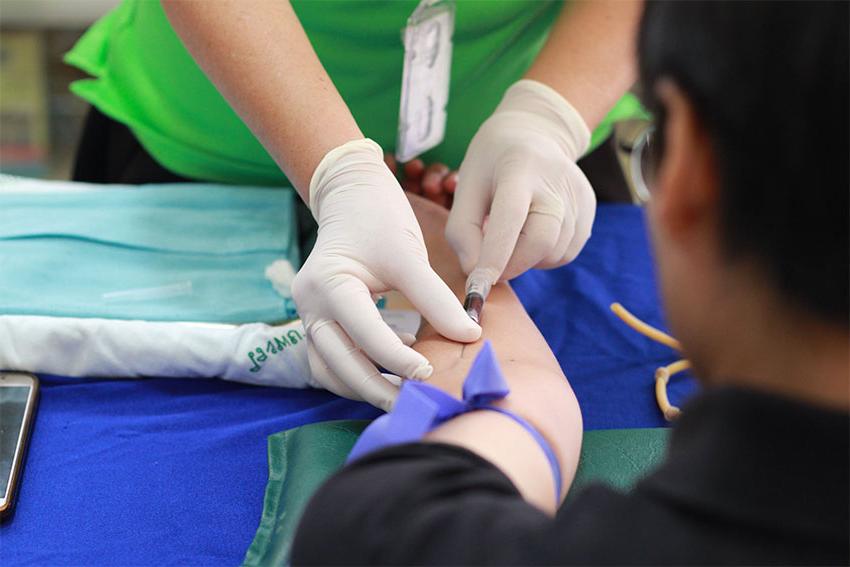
left=459, top=255, right=477, bottom=276
left=397, top=332, right=417, bottom=346
left=380, top=391, right=399, bottom=413
left=410, top=362, right=434, bottom=381
left=453, top=320, right=483, bottom=343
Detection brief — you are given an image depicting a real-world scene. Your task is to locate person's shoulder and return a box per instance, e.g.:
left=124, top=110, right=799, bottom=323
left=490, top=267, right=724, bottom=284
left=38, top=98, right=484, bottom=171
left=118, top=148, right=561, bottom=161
left=538, top=481, right=739, bottom=564
left=544, top=483, right=673, bottom=561
left=550, top=478, right=849, bottom=566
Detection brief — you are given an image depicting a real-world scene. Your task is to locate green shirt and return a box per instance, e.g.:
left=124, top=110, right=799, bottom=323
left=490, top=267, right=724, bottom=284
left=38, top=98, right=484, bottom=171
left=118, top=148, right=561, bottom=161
left=66, top=0, right=646, bottom=186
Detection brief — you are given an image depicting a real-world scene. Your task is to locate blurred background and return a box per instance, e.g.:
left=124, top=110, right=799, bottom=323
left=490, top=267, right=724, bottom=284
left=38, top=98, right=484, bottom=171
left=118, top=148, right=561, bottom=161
left=0, top=0, right=651, bottom=202
left=0, top=0, right=118, bottom=179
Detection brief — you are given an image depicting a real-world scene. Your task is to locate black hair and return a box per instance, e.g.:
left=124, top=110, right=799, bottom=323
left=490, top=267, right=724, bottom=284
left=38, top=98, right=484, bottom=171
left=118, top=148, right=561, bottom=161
left=638, top=1, right=849, bottom=326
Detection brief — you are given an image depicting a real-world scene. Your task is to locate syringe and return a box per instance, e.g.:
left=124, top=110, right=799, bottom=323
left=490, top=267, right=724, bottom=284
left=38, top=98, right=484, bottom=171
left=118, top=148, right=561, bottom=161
left=463, top=271, right=492, bottom=325
left=463, top=291, right=484, bottom=325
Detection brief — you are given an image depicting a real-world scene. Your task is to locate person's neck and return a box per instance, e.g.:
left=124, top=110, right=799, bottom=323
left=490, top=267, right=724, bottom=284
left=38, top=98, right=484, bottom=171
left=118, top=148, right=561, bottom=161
left=691, top=268, right=849, bottom=412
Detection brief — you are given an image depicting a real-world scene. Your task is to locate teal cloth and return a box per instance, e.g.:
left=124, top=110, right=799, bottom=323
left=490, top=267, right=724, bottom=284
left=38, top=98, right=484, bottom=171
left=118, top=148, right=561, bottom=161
left=242, top=420, right=670, bottom=566
left=0, top=180, right=301, bottom=323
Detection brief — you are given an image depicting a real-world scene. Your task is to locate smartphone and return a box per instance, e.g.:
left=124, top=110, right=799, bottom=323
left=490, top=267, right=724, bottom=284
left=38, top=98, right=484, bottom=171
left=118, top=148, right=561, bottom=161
left=0, top=372, right=38, bottom=520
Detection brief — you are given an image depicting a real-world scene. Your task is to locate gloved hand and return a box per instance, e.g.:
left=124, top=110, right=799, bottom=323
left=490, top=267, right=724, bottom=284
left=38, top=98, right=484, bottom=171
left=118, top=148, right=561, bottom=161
left=292, top=138, right=481, bottom=411
left=446, top=79, right=597, bottom=295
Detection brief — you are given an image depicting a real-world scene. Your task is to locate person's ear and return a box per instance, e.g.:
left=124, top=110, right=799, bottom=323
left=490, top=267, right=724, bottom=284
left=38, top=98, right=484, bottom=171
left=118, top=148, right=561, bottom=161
left=652, top=80, right=720, bottom=241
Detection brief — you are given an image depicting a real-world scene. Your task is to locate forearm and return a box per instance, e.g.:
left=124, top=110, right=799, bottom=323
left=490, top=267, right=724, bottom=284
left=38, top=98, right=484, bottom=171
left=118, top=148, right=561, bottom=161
left=161, top=0, right=362, bottom=200
left=293, top=196, right=582, bottom=564
left=416, top=283, right=581, bottom=514
left=525, top=0, right=642, bottom=129
left=398, top=196, right=583, bottom=514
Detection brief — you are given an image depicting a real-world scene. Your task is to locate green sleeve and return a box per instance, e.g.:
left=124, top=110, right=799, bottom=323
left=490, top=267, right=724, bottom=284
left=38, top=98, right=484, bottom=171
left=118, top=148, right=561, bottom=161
left=588, top=92, right=651, bottom=153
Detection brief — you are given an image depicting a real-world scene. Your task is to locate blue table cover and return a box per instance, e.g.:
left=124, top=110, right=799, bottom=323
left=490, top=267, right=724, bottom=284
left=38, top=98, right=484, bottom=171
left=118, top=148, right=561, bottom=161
left=0, top=204, right=697, bottom=565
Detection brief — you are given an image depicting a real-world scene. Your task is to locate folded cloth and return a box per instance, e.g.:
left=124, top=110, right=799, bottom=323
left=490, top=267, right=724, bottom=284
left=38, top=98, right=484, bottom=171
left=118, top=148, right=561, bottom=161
left=0, top=175, right=301, bottom=323
left=0, top=315, right=312, bottom=387
left=0, top=176, right=427, bottom=388
left=0, top=310, right=421, bottom=388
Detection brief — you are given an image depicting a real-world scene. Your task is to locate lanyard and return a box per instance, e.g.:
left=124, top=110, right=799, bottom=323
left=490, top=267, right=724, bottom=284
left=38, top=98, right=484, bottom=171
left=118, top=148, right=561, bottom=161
left=395, top=0, right=456, bottom=162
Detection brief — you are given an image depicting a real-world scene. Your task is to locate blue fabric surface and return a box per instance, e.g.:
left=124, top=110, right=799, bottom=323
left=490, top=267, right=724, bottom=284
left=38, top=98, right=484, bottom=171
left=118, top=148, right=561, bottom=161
left=512, top=205, right=698, bottom=430
left=0, top=182, right=301, bottom=322
left=0, top=204, right=697, bottom=565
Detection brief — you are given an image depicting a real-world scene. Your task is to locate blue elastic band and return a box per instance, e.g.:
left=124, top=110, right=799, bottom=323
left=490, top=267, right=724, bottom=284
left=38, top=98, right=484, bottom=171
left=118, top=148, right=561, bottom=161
left=347, top=340, right=563, bottom=504
left=476, top=406, right=562, bottom=501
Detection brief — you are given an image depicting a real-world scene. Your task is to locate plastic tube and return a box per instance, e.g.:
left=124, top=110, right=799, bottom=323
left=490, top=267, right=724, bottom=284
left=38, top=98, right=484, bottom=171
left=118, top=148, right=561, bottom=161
left=102, top=281, right=193, bottom=303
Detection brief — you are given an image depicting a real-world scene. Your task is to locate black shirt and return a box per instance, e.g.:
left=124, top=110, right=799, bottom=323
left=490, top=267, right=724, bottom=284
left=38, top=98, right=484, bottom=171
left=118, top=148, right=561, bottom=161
left=292, top=387, right=849, bottom=565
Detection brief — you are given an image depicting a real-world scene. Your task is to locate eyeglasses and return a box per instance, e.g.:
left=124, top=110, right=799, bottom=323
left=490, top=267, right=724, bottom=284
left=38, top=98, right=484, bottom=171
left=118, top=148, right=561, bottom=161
left=629, top=126, right=658, bottom=202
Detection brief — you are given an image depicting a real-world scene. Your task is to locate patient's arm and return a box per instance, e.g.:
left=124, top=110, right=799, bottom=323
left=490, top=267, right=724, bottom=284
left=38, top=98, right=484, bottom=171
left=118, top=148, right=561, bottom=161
left=387, top=195, right=583, bottom=514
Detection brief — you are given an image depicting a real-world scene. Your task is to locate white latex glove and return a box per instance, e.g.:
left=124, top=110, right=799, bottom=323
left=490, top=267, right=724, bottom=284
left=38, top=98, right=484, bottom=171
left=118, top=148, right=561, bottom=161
left=291, top=138, right=481, bottom=411
left=446, top=79, right=597, bottom=296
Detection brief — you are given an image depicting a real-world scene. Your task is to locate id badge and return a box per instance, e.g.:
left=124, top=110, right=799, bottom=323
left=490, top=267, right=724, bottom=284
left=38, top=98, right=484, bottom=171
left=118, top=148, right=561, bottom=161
left=395, top=0, right=455, bottom=163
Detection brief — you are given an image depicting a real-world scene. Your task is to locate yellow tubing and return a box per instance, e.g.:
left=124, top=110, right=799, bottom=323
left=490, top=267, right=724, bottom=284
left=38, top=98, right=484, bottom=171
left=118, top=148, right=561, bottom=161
left=610, top=303, right=682, bottom=351
left=611, top=303, right=691, bottom=420
left=654, top=359, right=691, bottom=421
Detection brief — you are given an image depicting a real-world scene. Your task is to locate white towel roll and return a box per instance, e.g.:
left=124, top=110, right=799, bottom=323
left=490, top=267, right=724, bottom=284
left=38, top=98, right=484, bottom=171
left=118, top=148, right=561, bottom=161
left=0, top=310, right=420, bottom=389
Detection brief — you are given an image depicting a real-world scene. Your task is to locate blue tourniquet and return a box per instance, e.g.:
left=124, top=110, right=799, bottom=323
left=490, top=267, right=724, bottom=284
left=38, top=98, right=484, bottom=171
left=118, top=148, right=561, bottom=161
left=347, top=341, right=563, bottom=502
